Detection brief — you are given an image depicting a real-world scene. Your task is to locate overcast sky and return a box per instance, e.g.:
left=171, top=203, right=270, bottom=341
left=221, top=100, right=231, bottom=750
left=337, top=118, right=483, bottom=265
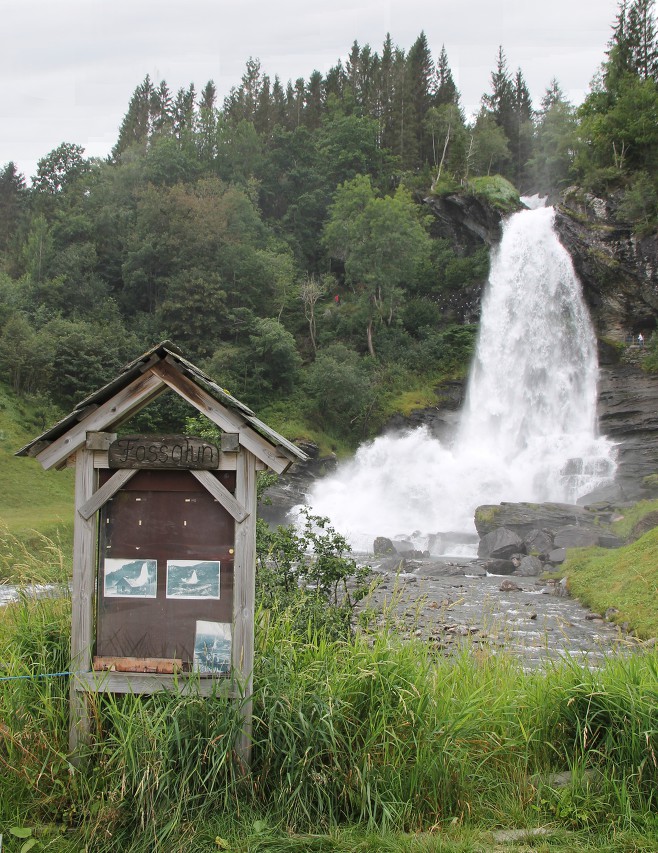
left=2, top=0, right=620, bottom=181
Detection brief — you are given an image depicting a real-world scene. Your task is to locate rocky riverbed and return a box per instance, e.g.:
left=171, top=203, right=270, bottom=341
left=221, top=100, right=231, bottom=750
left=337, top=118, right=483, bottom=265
left=359, top=555, right=646, bottom=669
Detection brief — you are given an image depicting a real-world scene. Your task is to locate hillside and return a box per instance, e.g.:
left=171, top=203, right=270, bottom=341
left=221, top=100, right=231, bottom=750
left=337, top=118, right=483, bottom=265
left=0, top=383, right=73, bottom=536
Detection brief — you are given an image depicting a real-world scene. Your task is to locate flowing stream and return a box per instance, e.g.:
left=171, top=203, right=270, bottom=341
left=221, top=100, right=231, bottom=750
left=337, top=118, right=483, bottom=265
left=304, top=205, right=617, bottom=554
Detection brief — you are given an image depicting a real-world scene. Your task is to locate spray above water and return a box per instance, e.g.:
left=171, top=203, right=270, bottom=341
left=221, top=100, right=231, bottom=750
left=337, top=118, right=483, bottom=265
left=304, top=206, right=617, bottom=553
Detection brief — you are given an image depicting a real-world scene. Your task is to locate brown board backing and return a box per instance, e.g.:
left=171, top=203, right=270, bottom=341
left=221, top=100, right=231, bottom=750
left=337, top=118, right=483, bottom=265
left=96, top=469, right=235, bottom=671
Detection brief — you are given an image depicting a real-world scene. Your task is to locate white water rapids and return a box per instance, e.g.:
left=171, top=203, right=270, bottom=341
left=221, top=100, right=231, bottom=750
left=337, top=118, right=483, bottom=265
left=303, top=205, right=617, bottom=554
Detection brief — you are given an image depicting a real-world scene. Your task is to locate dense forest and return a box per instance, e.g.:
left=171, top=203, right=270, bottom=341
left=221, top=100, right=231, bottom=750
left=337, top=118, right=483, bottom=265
left=0, top=0, right=657, bottom=449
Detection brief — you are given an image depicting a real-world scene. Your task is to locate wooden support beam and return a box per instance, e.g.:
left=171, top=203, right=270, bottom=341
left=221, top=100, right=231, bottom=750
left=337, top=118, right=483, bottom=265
left=190, top=470, right=249, bottom=523
left=74, top=671, right=234, bottom=697
left=78, top=468, right=137, bottom=520
left=69, top=447, right=97, bottom=759
left=36, top=372, right=166, bottom=471
left=149, top=361, right=292, bottom=474
left=232, top=449, right=258, bottom=770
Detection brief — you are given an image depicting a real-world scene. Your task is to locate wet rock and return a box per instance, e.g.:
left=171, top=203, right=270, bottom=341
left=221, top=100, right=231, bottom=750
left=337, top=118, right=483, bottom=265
left=516, top=555, right=544, bottom=576
left=553, top=525, right=601, bottom=549
left=478, top=527, right=525, bottom=559
left=523, top=528, right=554, bottom=558
left=482, top=558, right=516, bottom=575
left=475, top=502, right=601, bottom=538
left=375, top=556, right=406, bottom=573
left=499, top=579, right=522, bottom=592
left=548, top=547, right=567, bottom=564
left=416, top=562, right=468, bottom=578
left=374, top=536, right=396, bottom=556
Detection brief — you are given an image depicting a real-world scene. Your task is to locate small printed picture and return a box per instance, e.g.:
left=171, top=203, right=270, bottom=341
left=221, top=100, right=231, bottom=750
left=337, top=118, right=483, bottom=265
left=166, top=559, right=221, bottom=600
left=193, top=620, right=231, bottom=674
left=104, top=558, right=158, bottom=598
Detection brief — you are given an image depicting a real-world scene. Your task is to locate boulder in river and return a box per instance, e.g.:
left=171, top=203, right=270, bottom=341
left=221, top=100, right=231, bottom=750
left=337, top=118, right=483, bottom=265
left=516, top=555, right=544, bottom=577
left=478, top=527, right=525, bottom=560
left=373, top=536, right=396, bottom=556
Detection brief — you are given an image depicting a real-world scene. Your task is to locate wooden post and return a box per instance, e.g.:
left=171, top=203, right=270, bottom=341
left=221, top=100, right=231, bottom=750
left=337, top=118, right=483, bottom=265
left=232, top=449, right=257, bottom=769
left=69, top=443, right=97, bottom=758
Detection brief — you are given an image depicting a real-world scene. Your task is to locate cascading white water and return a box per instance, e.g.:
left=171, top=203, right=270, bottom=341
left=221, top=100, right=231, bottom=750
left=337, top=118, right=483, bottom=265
left=304, top=206, right=617, bottom=553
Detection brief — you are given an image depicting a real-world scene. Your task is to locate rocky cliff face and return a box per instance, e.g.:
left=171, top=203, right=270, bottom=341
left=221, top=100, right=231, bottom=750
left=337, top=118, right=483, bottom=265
left=555, top=188, right=658, bottom=340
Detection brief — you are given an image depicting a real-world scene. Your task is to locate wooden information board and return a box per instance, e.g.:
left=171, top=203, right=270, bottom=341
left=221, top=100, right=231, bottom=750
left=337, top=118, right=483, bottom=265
left=96, top=469, right=235, bottom=673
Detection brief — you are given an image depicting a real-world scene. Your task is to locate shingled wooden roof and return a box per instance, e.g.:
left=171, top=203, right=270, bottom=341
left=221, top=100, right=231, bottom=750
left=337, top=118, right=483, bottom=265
left=17, top=341, right=307, bottom=474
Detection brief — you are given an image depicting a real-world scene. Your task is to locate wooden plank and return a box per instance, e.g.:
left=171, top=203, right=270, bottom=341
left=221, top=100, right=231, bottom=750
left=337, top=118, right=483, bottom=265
left=233, top=449, right=258, bottom=769
left=149, top=361, right=292, bottom=474
left=93, top=656, right=182, bottom=674
left=36, top=372, right=166, bottom=471
left=69, top=447, right=97, bottom=758
left=73, top=670, right=235, bottom=697
left=93, top=450, right=241, bottom=471
left=190, top=469, right=249, bottom=523
left=78, top=468, right=136, bottom=520
left=108, top=435, right=219, bottom=470
left=85, top=431, right=117, bottom=451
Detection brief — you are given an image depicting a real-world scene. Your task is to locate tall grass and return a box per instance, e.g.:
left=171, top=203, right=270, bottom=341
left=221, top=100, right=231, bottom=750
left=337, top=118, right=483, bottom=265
left=1, top=553, right=656, bottom=850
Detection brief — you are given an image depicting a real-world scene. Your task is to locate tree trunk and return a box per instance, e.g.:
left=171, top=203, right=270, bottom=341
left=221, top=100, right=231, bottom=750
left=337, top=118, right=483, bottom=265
left=366, top=319, right=376, bottom=358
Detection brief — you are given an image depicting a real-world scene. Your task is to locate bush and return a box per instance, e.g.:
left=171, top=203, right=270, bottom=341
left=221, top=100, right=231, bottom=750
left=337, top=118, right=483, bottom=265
left=256, top=509, right=372, bottom=640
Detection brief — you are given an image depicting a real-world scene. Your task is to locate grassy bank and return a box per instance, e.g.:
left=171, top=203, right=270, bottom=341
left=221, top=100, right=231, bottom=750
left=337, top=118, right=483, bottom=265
left=1, top=583, right=656, bottom=852
left=564, top=526, right=658, bottom=639
left=0, top=385, right=73, bottom=577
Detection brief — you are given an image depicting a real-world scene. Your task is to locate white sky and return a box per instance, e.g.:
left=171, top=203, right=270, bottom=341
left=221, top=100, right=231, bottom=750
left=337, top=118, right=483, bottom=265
left=1, top=0, right=620, bottom=180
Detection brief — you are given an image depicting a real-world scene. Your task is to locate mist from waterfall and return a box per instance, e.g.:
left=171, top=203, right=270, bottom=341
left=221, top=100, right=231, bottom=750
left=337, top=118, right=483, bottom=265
left=303, top=205, right=617, bottom=553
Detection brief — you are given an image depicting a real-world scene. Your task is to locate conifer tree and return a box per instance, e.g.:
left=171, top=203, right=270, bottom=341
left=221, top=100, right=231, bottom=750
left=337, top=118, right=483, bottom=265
left=151, top=80, right=174, bottom=137
left=0, top=162, right=26, bottom=255
left=304, top=71, right=324, bottom=129
left=627, top=0, right=658, bottom=79
left=197, top=81, right=218, bottom=160
left=377, top=34, right=395, bottom=148
left=112, top=75, right=154, bottom=157
left=435, top=45, right=459, bottom=106
left=271, top=76, right=287, bottom=126
left=173, top=84, right=196, bottom=141
left=406, top=31, right=435, bottom=166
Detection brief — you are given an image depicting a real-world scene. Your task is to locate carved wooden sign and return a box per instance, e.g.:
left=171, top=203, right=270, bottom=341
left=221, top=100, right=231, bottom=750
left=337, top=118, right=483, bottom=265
left=108, top=435, right=220, bottom=470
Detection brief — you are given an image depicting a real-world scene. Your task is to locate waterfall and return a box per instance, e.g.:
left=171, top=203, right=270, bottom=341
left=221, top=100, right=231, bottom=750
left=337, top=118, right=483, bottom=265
left=303, top=206, right=617, bottom=553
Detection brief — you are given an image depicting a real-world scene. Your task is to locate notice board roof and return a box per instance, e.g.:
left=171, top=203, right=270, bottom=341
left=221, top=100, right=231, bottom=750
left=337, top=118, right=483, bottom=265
left=16, top=341, right=308, bottom=473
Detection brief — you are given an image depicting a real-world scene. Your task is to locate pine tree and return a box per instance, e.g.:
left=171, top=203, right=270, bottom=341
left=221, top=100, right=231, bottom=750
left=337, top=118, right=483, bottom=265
left=112, top=75, right=154, bottom=157
left=627, top=0, right=658, bottom=79
left=197, top=81, right=218, bottom=161
left=304, top=71, right=324, bottom=129
left=435, top=45, right=459, bottom=106
left=271, top=76, right=287, bottom=126
left=377, top=34, right=395, bottom=149
left=151, top=80, right=173, bottom=137
left=254, top=74, right=273, bottom=135
left=406, top=31, right=435, bottom=166
left=173, top=84, right=196, bottom=141
left=0, top=162, right=26, bottom=255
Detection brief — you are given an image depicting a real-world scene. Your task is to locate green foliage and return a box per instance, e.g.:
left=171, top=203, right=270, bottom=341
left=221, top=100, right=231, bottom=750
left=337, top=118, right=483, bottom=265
left=246, top=317, right=302, bottom=404
left=256, top=509, right=372, bottom=639
left=467, top=175, right=521, bottom=212
left=618, top=170, right=658, bottom=233
left=303, top=344, right=377, bottom=437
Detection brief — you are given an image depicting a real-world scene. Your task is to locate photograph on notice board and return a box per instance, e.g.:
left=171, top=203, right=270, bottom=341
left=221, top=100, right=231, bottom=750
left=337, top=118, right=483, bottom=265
left=193, top=620, right=231, bottom=674
left=103, top=558, right=158, bottom=598
left=166, top=559, right=221, bottom=599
